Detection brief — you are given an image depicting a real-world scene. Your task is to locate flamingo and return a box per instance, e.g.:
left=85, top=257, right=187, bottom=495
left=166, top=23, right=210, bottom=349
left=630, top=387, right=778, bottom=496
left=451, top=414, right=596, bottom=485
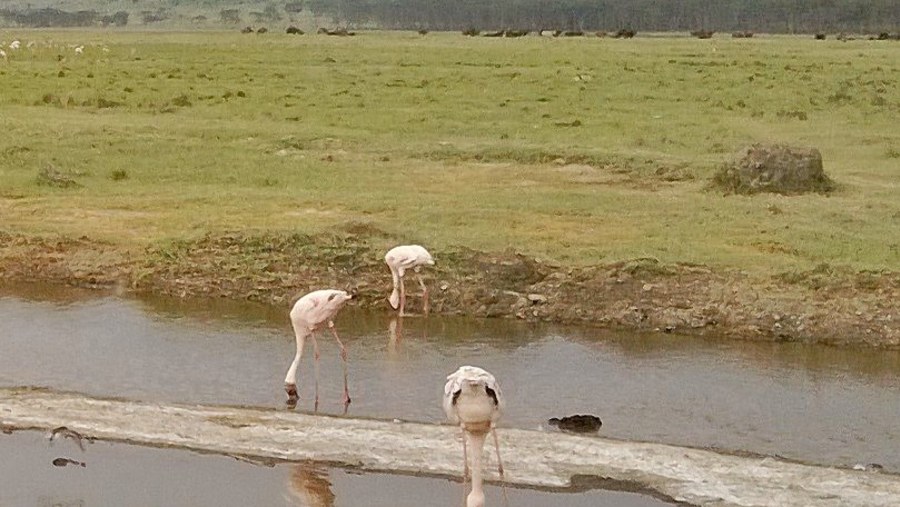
left=284, top=289, right=353, bottom=408
left=384, top=245, right=434, bottom=316
left=443, top=366, right=505, bottom=507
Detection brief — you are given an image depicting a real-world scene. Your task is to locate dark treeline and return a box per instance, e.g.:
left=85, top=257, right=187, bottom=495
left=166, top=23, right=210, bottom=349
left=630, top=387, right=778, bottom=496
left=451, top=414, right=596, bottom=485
left=307, top=0, right=900, bottom=33
left=1, top=1, right=897, bottom=33
left=0, top=8, right=129, bottom=27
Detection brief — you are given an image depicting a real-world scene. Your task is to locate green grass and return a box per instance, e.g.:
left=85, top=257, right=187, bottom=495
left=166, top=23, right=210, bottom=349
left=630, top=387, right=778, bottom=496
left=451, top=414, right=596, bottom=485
left=0, top=31, right=898, bottom=274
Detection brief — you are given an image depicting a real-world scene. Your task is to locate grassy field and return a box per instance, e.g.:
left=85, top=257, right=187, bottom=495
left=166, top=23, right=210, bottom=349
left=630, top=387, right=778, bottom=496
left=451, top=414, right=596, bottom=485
left=0, top=30, right=898, bottom=276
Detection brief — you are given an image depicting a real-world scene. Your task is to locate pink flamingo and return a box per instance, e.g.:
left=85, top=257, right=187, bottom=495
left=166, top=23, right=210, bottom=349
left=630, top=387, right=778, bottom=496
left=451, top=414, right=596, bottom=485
left=384, top=245, right=434, bottom=316
left=284, top=289, right=353, bottom=407
left=443, top=366, right=505, bottom=507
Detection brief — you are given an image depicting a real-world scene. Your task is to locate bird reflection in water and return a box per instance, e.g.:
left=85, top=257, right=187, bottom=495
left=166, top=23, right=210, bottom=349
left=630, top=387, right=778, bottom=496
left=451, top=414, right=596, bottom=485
left=285, top=462, right=336, bottom=507
left=387, top=316, right=406, bottom=356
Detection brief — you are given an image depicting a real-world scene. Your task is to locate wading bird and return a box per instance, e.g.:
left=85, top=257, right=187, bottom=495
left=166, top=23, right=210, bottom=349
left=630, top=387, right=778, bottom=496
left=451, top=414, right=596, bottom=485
left=443, top=366, right=505, bottom=507
left=284, top=289, right=353, bottom=408
left=384, top=245, right=434, bottom=316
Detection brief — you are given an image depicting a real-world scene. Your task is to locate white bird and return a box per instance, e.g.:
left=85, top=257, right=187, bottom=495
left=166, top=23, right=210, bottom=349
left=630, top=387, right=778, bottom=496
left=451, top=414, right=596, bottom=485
left=384, top=244, right=434, bottom=316
left=443, top=366, right=505, bottom=507
left=0, top=49, right=6, bottom=61
left=9, top=40, right=20, bottom=50
left=74, top=45, right=84, bottom=55
left=284, top=289, right=353, bottom=408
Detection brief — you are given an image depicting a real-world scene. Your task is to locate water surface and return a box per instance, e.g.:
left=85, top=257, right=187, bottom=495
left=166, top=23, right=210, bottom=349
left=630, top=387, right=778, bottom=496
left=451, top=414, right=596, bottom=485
left=0, top=430, right=669, bottom=507
left=2, top=283, right=898, bottom=471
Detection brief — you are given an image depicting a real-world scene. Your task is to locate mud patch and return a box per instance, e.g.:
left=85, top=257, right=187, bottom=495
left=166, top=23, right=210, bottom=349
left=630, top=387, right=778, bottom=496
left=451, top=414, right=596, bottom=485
left=1, top=230, right=898, bottom=347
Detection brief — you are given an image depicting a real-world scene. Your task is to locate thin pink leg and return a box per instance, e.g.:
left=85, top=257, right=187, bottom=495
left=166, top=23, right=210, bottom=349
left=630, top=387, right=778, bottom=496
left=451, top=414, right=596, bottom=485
left=329, top=324, right=351, bottom=405
left=493, top=426, right=509, bottom=505
left=491, top=426, right=505, bottom=477
left=417, top=274, right=429, bottom=316
left=399, top=277, right=407, bottom=317
left=311, top=333, right=320, bottom=409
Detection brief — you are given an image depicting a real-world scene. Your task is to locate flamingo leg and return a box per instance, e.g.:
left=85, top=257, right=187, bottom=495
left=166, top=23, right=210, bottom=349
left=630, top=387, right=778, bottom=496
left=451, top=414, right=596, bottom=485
left=399, top=275, right=407, bottom=317
left=328, top=323, right=351, bottom=406
left=313, top=356, right=320, bottom=413
left=310, top=332, right=321, bottom=408
left=492, top=425, right=509, bottom=506
left=416, top=273, right=429, bottom=316
left=491, top=424, right=505, bottom=478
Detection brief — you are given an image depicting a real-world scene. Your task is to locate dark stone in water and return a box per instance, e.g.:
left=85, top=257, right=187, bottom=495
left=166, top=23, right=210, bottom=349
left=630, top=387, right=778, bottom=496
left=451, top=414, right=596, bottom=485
left=548, top=414, right=602, bottom=433
left=52, top=457, right=86, bottom=468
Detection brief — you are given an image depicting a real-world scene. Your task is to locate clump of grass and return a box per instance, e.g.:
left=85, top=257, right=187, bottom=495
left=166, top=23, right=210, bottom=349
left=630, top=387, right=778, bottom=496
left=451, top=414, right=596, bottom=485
left=109, top=169, right=129, bottom=181
left=171, top=94, right=192, bottom=107
left=776, top=110, right=808, bottom=120
left=38, top=93, right=74, bottom=108
left=36, top=164, right=81, bottom=188
left=711, top=144, right=835, bottom=195
left=619, top=257, right=677, bottom=277
left=95, top=97, right=124, bottom=108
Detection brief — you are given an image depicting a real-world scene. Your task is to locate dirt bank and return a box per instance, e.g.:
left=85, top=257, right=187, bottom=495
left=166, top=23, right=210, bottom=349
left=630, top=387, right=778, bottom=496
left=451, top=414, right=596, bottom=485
left=1, top=231, right=897, bottom=348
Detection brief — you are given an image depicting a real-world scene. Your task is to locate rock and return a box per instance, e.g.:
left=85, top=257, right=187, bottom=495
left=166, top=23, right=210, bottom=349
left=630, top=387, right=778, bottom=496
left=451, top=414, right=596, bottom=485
left=527, top=293, right=548, bottom=304
left=712, top=143, right=834, bottom=195
left=548, top=414, right=602, bottom=433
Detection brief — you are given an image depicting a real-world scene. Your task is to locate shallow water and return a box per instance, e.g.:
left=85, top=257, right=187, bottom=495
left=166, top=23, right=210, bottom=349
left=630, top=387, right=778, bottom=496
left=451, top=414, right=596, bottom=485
left=2, top=282, right=899, bottom=472
left=0, top=430, right=670, bottom=507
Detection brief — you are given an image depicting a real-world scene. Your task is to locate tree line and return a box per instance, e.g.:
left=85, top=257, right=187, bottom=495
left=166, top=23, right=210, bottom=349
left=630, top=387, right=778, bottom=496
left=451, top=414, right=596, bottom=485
left=1, top=1, right=898, bottom=33
left=309, top=0, right=899, bottom=33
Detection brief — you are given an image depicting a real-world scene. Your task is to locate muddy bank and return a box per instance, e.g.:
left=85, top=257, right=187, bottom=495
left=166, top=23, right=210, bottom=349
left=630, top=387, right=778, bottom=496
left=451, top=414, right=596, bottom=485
left=0, top=231, right=897, bottom=347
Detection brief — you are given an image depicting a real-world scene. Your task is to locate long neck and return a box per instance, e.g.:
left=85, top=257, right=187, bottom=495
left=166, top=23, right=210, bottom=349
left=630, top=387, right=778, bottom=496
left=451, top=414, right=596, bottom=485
left=466, top=431, right=487, bottom=507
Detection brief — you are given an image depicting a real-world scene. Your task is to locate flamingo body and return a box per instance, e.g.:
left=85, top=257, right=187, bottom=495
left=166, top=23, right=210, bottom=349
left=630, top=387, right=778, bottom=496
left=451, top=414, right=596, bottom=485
left=284, top=289, right=353, bottom=407
left=385, top=244, right=434, bottom=315
left=443, top=366, right=503, bottom=429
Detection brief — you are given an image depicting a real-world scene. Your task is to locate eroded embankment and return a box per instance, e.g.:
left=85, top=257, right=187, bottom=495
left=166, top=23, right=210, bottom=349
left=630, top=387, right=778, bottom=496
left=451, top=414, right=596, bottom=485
left=0, top=231, right=898, bottom=347
left=2, top=387, right=900, bottom=507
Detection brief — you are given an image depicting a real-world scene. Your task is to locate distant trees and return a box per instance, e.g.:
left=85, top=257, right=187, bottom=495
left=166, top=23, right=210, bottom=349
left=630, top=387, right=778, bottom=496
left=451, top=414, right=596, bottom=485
left=101, top=11, right=129, bottom=27
left=250, top=4, right=283, bottom=23
left=141, top=9, right=170, bottom=24
left=0, top=8, right=99, bottom=27
left=303, top=0, right=900, bottom=33
left=285, top=2, right=305, bottom=14
left=220, top=9, right=241, bottom=24
left=0, top=7, right=127, bottom=27
left=0, top=0, right=896, bottom=32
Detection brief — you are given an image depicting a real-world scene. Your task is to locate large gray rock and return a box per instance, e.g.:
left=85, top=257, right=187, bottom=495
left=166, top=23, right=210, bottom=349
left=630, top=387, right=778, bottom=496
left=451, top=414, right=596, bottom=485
left=713, top=143, right=834, bottom=195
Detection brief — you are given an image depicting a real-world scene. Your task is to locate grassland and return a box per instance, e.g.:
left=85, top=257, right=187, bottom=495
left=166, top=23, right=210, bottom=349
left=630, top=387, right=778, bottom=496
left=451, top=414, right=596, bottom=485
left=0, top=30, right=898, bottom=345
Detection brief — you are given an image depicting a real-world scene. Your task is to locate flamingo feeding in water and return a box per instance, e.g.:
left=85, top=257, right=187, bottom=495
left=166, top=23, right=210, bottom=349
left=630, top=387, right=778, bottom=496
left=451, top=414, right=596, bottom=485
left=284, top=289, right=353, bottom=408
left=384, top=244, right=434, bottom=316
left=443, top=366, right=505, bottom=507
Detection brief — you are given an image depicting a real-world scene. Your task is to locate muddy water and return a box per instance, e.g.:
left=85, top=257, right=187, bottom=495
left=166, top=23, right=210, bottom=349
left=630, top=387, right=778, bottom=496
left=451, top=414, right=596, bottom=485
left=2, top=283, right=900, bottom=473
left=0, top=430, right=669, bottom=507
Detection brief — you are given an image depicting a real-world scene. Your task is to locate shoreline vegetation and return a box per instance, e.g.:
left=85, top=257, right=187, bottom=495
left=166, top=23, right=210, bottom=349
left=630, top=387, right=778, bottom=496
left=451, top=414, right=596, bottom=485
left=1, top=230, right=898, bottom=347
left=0, top=31, right=898, bottom=347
